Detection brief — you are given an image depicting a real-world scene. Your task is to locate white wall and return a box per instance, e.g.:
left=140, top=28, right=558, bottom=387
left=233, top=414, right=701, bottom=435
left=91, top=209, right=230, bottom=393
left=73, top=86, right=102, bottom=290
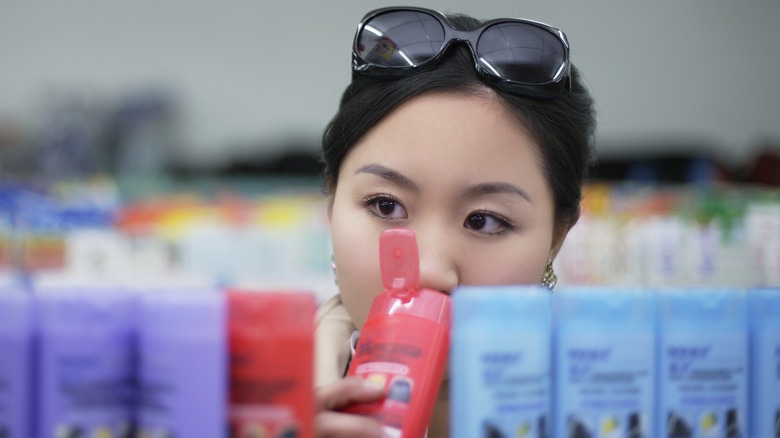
left=1, top=0, right=778, bottom=167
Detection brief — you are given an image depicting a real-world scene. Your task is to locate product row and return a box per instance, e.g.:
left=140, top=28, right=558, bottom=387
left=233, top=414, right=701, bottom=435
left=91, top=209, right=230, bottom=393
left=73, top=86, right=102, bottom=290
left=1, top=285, right=778, bottom=437
left=452, top=286, right=779, bottom=438
left=0, top=287, right=316, bottom=438
left=556, top=184, right=780, bottom=287
left=2, top=180, right=780, bottom=293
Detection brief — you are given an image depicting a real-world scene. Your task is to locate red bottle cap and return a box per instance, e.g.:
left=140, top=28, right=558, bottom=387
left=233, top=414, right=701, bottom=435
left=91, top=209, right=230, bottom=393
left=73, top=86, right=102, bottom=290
left=374, top=228, right=451, bottom=324
left=380, top=228, right=419, bottom=299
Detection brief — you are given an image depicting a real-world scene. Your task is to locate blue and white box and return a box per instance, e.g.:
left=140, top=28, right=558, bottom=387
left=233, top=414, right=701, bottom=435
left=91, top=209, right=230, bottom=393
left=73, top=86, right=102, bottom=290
left=554, top=286, right=656, bottom=438
left=451, top=285, right=552, bottom=438
left=657, top=287, right=748, bottom=438
left=749, top=287, right=780, bottom=438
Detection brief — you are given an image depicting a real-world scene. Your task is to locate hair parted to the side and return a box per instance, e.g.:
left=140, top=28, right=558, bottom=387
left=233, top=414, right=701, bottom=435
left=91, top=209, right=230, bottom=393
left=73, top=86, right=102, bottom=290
left=321, top=13, right=596, bottom=232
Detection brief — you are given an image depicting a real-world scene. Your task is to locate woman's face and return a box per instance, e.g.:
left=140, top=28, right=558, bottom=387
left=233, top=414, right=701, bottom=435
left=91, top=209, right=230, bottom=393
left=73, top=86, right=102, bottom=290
left=329, top=91, right=569, bottom=329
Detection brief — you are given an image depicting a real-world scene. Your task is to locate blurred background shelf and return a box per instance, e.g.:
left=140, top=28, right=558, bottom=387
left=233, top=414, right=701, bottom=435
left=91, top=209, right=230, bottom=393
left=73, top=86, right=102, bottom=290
left=1, top=1, right=778, bottom=297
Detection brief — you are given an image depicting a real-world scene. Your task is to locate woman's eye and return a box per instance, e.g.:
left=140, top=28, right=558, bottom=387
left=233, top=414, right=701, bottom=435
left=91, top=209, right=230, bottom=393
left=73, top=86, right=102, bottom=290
left=464, top=211, right=513, bottom=235
left=362, top=195, right=407, bottom=220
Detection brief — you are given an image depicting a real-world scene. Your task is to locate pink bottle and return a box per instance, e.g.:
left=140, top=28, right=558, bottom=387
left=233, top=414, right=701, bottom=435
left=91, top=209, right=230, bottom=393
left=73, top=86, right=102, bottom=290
left=343, top=228, right=451, bottom=437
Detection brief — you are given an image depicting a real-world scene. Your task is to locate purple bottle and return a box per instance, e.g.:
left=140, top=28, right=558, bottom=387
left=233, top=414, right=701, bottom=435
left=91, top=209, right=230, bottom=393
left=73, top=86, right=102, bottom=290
left=136, top=288, right=226, bottom=437
left=0, top=288, right=34, bottom=438
left=35, top=287, right=136, bottom=438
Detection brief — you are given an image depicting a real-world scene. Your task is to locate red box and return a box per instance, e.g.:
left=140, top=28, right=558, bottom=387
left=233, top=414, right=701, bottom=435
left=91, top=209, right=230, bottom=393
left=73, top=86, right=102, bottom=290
left=227, top=290, right=316, bottom=438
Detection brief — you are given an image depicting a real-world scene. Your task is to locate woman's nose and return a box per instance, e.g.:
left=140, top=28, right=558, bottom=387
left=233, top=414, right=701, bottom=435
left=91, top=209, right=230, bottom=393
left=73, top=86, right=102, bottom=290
left=415, top=229, right=459, bottom=294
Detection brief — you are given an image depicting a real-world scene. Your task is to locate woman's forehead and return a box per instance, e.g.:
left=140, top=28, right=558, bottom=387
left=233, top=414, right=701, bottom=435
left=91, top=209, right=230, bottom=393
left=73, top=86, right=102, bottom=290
left=340, top=92, right=546, bottom=187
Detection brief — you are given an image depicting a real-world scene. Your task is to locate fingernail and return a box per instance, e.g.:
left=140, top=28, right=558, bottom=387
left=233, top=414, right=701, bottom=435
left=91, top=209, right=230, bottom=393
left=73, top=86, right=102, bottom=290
left=362, top=379, right=385, bottom=392
left=382, top=428, right=399, bottom=438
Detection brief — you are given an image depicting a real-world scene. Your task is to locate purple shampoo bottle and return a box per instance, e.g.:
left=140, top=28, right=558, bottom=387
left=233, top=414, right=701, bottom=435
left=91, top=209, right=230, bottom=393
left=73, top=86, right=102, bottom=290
left=35, top=287, right=136, bottom=438
left=0, top=288, right=34, bottom=438
left=136, top=288, right=226, bottom=437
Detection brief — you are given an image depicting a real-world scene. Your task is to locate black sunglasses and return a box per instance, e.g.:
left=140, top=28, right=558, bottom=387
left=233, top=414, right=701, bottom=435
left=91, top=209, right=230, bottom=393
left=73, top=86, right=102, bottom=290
left=352, top=7, right=571, bottom=99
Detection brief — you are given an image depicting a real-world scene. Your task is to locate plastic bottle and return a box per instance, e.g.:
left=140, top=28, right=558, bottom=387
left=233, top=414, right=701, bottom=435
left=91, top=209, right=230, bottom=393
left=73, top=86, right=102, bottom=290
left=0, top=288, right=33, bottom=438
left=657, top=287, right=748, bottom=438
left=136, top=288, right=226, bottom=437
left=343, top=228, right=451, bottom=438
left=554, top=286, right=656, bottom=438
left=451, top=285, right=552, bottom=438
left=35, top=286, right=136, bottom=438
left=227, top=289, right=316, bottom=438
left=748, top=287, right=780, bottom=438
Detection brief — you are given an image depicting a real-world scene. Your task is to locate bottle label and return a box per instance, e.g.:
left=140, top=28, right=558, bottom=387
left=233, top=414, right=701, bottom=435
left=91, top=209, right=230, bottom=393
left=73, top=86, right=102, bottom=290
left=138, top=338, right=224, bottom=437
left=458, top=332, right=550, bottom=438
left=45, top=341, right=134, bottom=437
left=0, top=338, right=30, bottom=437
left=229, top=336, right=312, bottom=438
left=138, top=347, right=179, bottom=428
left=751, top=330, right=780, bottom=437
left=660, top=331, right=747, bottom=438
left=557, top=331, right=654, bottom=438
left=346, top=315, right=444, bottom=435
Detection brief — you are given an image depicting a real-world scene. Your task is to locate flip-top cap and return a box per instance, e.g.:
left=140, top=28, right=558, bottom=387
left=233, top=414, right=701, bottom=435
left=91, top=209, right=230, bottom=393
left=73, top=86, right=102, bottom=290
left=380, top=228, right=419, bottom=297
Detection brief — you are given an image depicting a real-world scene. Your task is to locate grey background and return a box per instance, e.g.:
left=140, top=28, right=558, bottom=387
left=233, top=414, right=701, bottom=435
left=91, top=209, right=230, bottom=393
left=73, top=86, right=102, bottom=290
left=1, top=0, right=778, bottom=170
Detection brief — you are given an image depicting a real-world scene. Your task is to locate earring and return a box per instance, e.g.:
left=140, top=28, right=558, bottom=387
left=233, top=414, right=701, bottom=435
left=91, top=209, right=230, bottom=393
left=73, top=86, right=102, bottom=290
left=331, top=254, right=338, bottom=286
left=541, top=260, right=557, bottom=291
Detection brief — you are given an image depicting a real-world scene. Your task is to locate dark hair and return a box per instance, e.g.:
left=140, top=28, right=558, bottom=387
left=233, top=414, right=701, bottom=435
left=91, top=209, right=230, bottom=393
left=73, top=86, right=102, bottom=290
left=321, top=13, right=596, bottom=231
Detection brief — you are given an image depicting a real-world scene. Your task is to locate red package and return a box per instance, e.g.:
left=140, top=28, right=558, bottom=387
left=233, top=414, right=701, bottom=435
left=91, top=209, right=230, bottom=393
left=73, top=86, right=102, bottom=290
left=228, top=290, right=316, bottom=438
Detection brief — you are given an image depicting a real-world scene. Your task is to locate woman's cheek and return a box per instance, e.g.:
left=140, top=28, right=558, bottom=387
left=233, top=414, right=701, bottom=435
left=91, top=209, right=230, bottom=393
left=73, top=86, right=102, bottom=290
left=332, top=221, right=384, bottom=329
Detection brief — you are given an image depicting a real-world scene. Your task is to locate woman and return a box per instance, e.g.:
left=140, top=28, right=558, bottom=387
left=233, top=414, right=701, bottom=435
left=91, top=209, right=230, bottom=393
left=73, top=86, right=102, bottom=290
left=314, top=7, right=595, bottom=437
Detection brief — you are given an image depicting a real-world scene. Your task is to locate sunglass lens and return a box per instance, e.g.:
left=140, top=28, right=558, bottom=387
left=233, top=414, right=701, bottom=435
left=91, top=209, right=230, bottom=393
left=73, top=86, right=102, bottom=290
left=357, top=10, right=445, bottom=67
left=477, top=23, right=566, bottom=84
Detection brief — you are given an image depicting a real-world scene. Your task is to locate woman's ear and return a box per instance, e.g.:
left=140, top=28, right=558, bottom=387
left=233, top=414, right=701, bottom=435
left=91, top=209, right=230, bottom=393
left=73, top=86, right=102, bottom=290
left=549, top=205, right=580, bottom=261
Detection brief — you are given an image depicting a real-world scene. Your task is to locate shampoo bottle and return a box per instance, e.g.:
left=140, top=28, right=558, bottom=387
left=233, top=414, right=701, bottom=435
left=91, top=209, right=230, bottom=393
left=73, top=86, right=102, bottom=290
left=451, top=285, right=552, bottom=438
left=343, top=228, right=451, bottom=438
left=748, top=287, right=780, bottom=438
left=228, top=289, right=316, bottom=438
left=657, top=287, right=748, bottom=438
left=554, top=286, right=656, bottom=438
left=0, top=288, right=33, bottom=438
left=136, top=288, right=226, bottom=437
left=35, top=286, right=135, bottom=438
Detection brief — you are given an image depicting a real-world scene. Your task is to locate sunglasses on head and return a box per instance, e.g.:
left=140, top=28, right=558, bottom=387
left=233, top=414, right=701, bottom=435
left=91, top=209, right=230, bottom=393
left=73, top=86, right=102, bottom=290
left=352, top=7, right=571, bottom=100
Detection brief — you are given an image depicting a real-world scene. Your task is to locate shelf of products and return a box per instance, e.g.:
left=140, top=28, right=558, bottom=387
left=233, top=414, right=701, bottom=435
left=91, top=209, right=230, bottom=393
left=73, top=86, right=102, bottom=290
left=1, top=178, right=778, bottom=297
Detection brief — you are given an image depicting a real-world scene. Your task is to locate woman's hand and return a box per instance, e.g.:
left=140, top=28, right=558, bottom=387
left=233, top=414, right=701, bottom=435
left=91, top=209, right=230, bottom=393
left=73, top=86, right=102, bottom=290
left=315, top=376, right=386, bottom=437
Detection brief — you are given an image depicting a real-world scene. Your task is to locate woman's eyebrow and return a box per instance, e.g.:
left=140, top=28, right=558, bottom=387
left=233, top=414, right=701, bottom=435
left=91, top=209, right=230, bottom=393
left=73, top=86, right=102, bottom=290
left=355, top=163, right=419, bottom=192
left=462, top=182, right=533, bottom=203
